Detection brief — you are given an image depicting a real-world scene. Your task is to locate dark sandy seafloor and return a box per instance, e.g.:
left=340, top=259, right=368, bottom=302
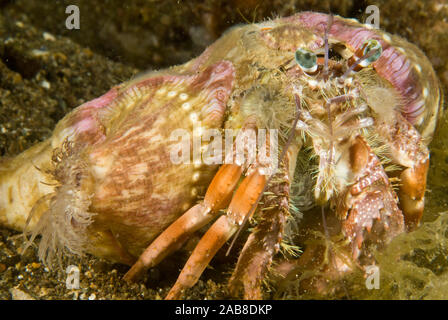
left=0, top=0, right=448, bottom=300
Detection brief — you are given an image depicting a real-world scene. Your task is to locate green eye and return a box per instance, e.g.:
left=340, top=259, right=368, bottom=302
left=361, top=39, right=382, bottom=66
left=295, top=48, right=317, bottom=73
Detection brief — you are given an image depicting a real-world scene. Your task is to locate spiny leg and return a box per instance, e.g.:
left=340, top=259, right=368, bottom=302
left=275, top=136, right=399, bottom=294
left=337, top=135, right=405, bottom=259
left=374, top=111, right=429, bottom=230
left=123, top=164, right=242, bottom=282
left=165, top=167, right=267, bottom=299
left=228, top=147, right=296, bottom=299
left=226, top=96, right=304, bottom=299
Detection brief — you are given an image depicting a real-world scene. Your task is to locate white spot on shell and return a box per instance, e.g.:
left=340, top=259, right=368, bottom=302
left=182, top=102, right=191, bottom=110
left=382, top=34, right=391, bottom=42
left=423, top=87, right=429, bottom=98
left=190, top=113, right=198, bottom=122
left=157, top=87, right=167, bottom=95
left=168, top=91, right=177, bottom=97
left=191, top=188, right=198, bottom=196
left=415, top=64, right=422, bottom=73
left=192, top=172, right=200, bottom=182
left=179, top=93, right=189, bottom=100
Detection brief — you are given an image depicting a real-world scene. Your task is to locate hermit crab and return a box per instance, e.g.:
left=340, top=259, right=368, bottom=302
left=0, top=12, right=442, bottom=299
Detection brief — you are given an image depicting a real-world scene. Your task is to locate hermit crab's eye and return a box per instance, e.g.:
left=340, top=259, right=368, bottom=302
left=295, top=48, right=317, bottom=73
left=360, top=39, right=382, bottom=66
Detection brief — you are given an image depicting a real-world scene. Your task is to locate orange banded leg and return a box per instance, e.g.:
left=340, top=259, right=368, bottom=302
left=165, top=168, right=267, bottom=299
left=123, top=164, right=242, bottom=282
left=228, top=159, right=291, bottom=299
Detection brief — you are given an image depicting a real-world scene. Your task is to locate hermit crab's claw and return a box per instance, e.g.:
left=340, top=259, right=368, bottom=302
left=398, top=157, right=429, bottom=231
left=372, top=111, right=430, bottom=231
left=337, top=136, right=405, bottom=260
left=341, top=184, right=405, bottom=260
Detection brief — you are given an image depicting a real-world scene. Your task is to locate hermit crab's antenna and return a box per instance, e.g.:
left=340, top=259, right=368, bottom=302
left=323, top=13, right=334, bottom=80
left=226, top=95, right=302, bottom=256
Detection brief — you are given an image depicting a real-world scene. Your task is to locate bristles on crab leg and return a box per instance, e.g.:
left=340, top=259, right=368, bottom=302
left=228, top=147, right=297, bottom=299
left=225, top=94, right=302, bottom=257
